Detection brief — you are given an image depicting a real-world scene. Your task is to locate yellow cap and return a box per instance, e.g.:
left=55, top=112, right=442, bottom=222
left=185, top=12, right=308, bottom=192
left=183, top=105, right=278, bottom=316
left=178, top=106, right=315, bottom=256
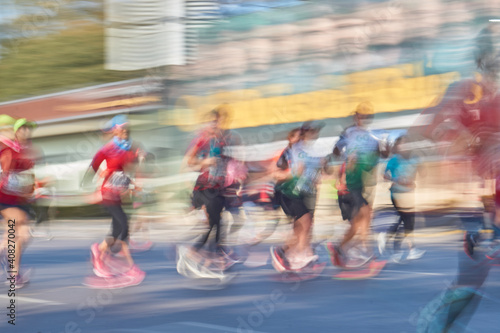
left=14, top=118, right=37, bottom=132
left=354, top=101, right=374, bottom=115
left=0, top=114, right=16, bottom=130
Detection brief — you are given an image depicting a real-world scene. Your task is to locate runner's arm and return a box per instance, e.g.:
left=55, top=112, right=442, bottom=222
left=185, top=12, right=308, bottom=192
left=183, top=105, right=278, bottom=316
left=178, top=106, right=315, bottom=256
left=185, top=140, right=215, bottom=172
left=384, top=158, right=394, bottom=181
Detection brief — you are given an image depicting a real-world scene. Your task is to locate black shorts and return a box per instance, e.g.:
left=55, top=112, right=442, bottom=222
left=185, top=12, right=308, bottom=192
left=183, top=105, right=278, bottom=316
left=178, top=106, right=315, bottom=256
left=276, top=190, right=311, bottom=220
left=192, top=188, right=223, bottom=209
left=341, top=189, right=368, bottom=220
left=103, top=204, right=129, bottom=242
left=338, top=193, right=353, bottom=221
left=0, top=203, right=32, bottom=216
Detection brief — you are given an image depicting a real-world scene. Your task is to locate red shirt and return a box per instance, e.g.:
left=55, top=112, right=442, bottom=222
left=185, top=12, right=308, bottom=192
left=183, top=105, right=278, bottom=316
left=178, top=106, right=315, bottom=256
left=0, top=143, right=35, bottom=206
left=91, top=141, right=142, bottom=204
left=190, top=133, right=227, bottom=191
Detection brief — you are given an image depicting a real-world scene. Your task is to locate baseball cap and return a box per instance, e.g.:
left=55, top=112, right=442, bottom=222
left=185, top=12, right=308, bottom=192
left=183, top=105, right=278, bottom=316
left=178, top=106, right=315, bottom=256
left=14, top=118, right=37, bottom=132
left=0, top=114, right=16, bottom=130
left=104, top=114, right=129, bottom=131
left=354, top=101, right=374, bottom=116
left=301, top=120, right=325, bottom=132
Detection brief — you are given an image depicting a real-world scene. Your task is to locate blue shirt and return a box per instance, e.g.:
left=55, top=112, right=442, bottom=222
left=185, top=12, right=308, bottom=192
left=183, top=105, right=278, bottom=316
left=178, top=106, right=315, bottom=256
left=385, top=155, right=418, bottom=193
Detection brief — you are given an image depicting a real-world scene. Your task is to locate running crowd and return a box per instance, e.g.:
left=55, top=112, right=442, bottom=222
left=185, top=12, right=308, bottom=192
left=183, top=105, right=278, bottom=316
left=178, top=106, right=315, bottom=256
left=182, top=101, right=429, bottom=275
left=1, top=99, right=499, bottom=291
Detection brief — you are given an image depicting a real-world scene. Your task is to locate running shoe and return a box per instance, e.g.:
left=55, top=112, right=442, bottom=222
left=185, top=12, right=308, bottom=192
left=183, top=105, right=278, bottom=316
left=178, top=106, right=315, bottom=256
left=485, top=241, right=500, bottom=260
left=377, top=232, right=387, bottom=255
left=464, top=231, right=480, bottom=258
left=120, top=265, right=145, bottom=287
left=14, top=271, right=30, bottom=289
left=270, top=246, right=290, bottom=272
left=326, top=242, right=338, bottom=266
left=328, top=243, right=346, bottom=267
left=29, top=227, right=53, bottom=240
left=91, top=266, right=146, bottom=289
left=217, top=246, right=243, bottom=264
left=350, top=248, right=374, bottom=262
left=5, top=269, right=32, bottom=289
left=346, top=248, right=373, bottom=268
left=91, top=244, right=113, bottom=278
left=407, top=248, right=426, bottom=260
left=289, top=254, right=319, bottom=271
left=390, top=251, right=404, bottom=263
left=90, top=243, right=101, bottom=263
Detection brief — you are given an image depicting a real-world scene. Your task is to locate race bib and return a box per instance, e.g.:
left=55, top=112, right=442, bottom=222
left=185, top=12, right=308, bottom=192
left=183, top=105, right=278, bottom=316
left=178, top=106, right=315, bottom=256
left=103, top=171, right=131, bottom=192
left=3, top=172, right=34, bottom=196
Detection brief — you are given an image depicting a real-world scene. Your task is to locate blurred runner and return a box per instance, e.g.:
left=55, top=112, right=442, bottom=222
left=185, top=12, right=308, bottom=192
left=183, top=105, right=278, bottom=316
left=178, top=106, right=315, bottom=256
left=271, top=121, right=328, bottom=271
left=183, top=107, right=234, bottom=269
left=328, top=102, right=386, bottom=267
left=0, top=116, right=37, bottom=288
left=84, top=115, right=146, bottom=286
left=413, top=33, right=500, bottom=330
left=417, top=214, right=498, bottom=333
left=237, top=128, right=300, bottom=246
left=377, top=135, right=425, bottom=262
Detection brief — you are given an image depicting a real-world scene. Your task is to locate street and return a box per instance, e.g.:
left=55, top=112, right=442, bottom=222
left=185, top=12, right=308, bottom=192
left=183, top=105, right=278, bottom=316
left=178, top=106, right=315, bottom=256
left=1, top=214, right=498, bottom=333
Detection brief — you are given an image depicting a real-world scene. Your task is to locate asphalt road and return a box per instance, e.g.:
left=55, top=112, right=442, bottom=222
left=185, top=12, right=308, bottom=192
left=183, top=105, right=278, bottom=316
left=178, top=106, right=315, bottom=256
left=0, top=214, right=499, bottom=333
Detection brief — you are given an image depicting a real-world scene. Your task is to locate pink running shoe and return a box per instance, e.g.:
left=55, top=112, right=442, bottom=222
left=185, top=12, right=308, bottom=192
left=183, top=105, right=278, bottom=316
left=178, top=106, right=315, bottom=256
left=91, top=244, right=113, bottom=278
left=118, top=265, right=145, bottom=287
left=90, top=265, right=145, bottom=289
left=91, top=243, right=100, bottom=262
left=15, top=271, right=31, bottom=289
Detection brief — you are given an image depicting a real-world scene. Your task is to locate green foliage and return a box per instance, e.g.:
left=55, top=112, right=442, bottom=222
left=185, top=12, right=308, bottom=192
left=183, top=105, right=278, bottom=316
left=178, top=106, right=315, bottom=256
left=0, top=21, right=145, bottom=102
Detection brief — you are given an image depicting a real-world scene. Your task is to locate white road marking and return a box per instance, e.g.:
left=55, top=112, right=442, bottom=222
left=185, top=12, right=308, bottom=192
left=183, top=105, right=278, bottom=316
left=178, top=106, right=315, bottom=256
left=382, top=270, right=447, bottom=276
left=178, top=321, right=270, bottom=333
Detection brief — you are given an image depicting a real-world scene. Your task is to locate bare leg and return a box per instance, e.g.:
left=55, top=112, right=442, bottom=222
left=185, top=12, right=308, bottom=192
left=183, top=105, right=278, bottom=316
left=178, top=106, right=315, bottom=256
left=340, top=205, right=369, bottom=250
left=286, top=213, right=313, bottom=259
left=358, top=206, right=372, bottom=251
left=120, top=241, right=134, bottom=267
left=2, top=208, right=30, bottom=273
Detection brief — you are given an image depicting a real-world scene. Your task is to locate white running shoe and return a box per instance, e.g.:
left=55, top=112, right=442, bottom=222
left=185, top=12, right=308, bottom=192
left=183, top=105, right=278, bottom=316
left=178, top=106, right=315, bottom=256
left=377, top=232, right=387, bottom=255
left=289, top=255, right=319, bottom=271
left=390, top=252, right=404, bottom=263
left=407, top=248, right=426, bottom=260
left=349, top=248, right=373, bottom=266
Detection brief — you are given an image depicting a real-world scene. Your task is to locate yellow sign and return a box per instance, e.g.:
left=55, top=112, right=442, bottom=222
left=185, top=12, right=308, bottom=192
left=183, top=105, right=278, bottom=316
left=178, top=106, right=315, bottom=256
left=170, top=64, right=460, bottom=130
left=57, top=96, right=161, bottom=113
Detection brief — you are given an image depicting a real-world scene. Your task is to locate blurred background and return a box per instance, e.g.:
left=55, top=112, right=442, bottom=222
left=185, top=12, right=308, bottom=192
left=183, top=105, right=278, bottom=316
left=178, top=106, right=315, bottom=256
left=1, top=0, right=499, bottom=218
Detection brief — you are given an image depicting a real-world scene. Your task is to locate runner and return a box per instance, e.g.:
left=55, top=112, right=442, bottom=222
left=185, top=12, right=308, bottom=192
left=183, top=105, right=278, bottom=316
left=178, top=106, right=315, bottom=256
left=183, top=108, right=233, bottom=269
left=0, top=116, right=37, bottom=288
left=271, top=121, right=328, bottom=272
left=84, top=115, right=146, bottom=287
left=328, top=102, right=386, bottom=267
left=413, top=38, right=500, bottom=330
left=236, top=128, right=300, bottom=246
left=377, top=135, right=426, bottom=262
left=417, top=214, right=497, bottom=332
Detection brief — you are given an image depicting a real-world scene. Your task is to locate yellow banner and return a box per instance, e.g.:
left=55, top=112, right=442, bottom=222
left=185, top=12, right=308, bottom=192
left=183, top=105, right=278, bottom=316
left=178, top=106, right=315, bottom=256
left=167, top=64, right=460, bottom=130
